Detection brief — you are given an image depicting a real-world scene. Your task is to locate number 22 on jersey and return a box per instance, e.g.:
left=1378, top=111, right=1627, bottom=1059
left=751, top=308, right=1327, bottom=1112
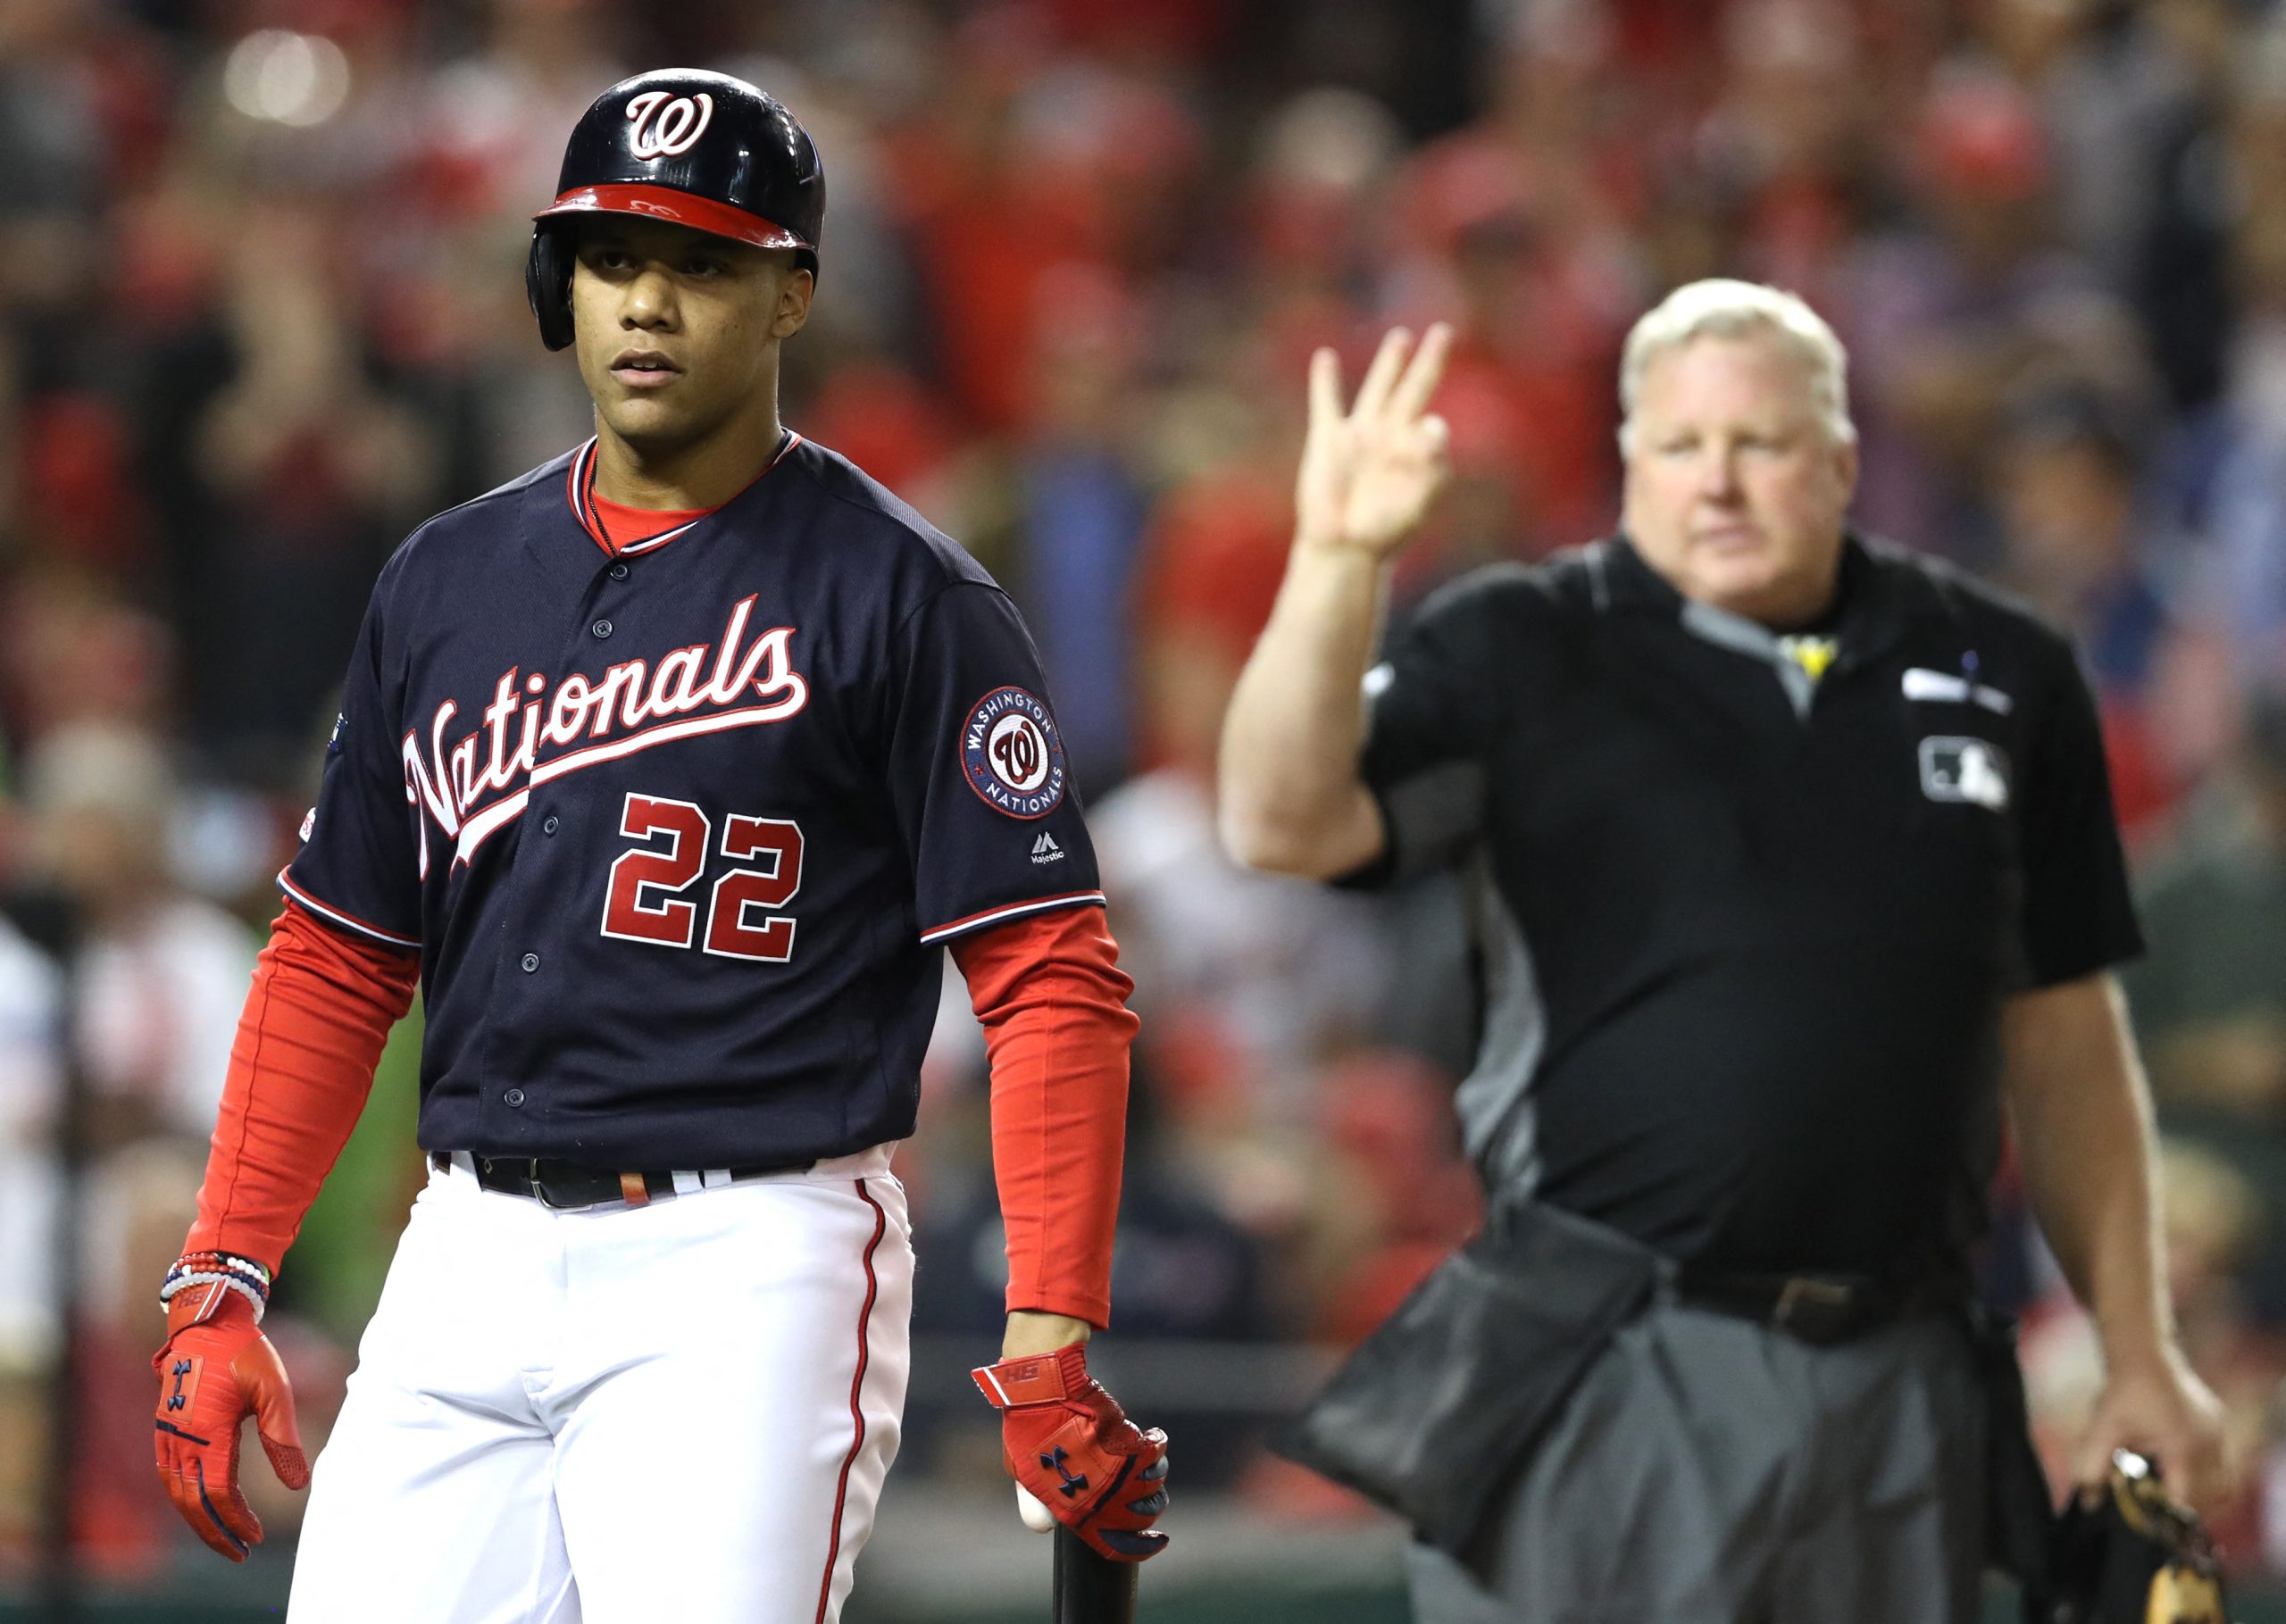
left=602, top=791, right=803, bottom=962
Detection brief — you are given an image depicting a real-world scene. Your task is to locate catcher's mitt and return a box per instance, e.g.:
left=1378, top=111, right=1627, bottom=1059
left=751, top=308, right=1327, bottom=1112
left=2040, top=1450, right=2229, bottom=1624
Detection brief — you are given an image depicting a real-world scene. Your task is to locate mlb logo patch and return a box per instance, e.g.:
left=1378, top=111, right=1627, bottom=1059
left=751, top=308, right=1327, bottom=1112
left=1919, top=737, right=2009, bottom=811
left=961, top=687, right=1068, bottom=820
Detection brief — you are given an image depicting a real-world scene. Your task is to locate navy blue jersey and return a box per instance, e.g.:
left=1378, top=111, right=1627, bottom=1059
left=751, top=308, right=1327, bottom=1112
left=282, top=433, right=1105, bottom=1168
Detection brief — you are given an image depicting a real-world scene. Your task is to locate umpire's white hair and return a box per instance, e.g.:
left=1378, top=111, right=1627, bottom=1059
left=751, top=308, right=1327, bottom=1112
left=1617, top=279, right=1856, bottom=456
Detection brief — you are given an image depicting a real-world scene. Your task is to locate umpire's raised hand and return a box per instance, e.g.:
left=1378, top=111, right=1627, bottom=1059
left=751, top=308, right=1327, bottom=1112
left=1294, top=324, right=1456, bottom=561
left=1220, top=323, right=1454, bottom=882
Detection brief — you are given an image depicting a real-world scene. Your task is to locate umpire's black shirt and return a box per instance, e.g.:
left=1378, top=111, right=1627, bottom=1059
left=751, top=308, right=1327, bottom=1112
left=1351, top=533, right=2140, bottom=1277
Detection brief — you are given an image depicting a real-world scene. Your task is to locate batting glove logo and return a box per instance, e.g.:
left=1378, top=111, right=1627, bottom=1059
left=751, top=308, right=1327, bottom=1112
left=961, top=687, right=1068, bottom=819
left=1040, top=1445, right=1089, bottom=1498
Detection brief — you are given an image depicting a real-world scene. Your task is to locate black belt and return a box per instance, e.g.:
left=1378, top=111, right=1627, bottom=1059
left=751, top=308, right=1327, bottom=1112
left=1675, top=1269, right=1964, bottom=1346
left=433, top=1153, right=813, bottom=1211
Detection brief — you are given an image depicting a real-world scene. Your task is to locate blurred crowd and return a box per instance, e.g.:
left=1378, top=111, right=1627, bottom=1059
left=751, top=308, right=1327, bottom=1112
left=3, top=0, right=2286, bottom=1589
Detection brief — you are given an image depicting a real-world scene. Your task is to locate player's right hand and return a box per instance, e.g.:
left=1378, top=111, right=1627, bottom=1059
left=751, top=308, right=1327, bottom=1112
left=972, top=1343, right=1171, bottom=1562
left=152, top=1287, right=309, bottom=1561
left=1294, top=322, right=1454, bottom=562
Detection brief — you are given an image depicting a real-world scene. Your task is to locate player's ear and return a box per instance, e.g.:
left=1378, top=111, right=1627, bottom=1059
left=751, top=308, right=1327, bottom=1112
left=771, top=262, right=813, bottom=341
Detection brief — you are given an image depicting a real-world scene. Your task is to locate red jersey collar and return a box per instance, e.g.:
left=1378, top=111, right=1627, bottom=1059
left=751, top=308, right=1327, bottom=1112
left=565, top=431, right=803, bottom=557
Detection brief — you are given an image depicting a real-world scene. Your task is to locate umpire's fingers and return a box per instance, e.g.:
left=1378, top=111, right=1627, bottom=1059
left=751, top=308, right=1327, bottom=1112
left=1350, top=327, right=1413, bottom=421
left=1387, top=322, right=1454, bottom=422
left=1306, top=346, right=1343, bottom=435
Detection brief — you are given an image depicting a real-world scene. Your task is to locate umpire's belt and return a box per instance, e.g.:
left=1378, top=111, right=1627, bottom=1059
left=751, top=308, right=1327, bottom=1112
left=1675, top=1268, right=1963, bottom=1346
left=435, top=1152, right=813, bottom=1211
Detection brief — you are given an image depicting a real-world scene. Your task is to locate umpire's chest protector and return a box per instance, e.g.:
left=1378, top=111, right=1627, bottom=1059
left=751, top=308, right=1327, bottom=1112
left=284, top=436, right=1106, bottom=1170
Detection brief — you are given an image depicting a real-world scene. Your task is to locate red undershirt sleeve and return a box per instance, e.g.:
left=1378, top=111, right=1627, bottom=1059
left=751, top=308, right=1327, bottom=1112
left=947, top=903, right=1139, bottom=1330
left=184, top=902, right=421, bottom=1270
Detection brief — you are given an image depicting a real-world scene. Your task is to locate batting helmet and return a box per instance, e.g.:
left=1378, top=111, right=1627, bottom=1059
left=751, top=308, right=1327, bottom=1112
left=526, top=69, right=825, bottom=352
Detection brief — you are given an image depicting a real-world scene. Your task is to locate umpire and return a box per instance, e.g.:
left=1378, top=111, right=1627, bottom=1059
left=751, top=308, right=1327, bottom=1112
left=1219, top=280, right=2223, bottom=1621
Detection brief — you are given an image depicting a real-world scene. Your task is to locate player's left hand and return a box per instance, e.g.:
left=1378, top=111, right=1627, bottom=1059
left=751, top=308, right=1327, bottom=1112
left=2073, top=1345, right=2225, bottom=1508
left=152, top=1287, right=310, bottom=1561
left=972, top=1343, right=1170, bottom=1562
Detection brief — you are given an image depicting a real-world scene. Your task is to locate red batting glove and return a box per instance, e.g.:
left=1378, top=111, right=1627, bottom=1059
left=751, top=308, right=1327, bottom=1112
left=152, top=1285, right=309, bottom=1561
left=972, top=1343, right=1170, bottom=1562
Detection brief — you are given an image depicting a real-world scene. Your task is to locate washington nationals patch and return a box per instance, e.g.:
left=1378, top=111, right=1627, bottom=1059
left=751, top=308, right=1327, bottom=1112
left=962, top=687, right=1068, bottom=819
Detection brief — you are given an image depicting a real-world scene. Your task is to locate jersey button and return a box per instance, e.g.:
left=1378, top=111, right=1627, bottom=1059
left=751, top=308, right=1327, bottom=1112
left=591, top=619, right=613, bottom=639
left=521, top=953, right=540, bottom=973
left=504, top=1087, right=526, bottom=1108
left=542, top=816, right=560, bottom=836
left=608, top=563, right=630, bottom=581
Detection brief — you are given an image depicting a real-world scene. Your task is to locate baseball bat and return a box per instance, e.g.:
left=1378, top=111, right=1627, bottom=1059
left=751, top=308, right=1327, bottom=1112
left=1052, top=1525, right=1136, bottom=1624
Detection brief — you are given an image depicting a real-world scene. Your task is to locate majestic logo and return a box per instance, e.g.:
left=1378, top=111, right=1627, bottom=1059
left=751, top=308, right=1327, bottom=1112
left=625, top=90, right=713, bottom=159
left=1919, top=736, right=2009, bottom=811
left=1030, top=831, right=1064, bottom=865
left=402, top=595, right=806, bottom=872
left=961, top=687, right=1066, bottom=820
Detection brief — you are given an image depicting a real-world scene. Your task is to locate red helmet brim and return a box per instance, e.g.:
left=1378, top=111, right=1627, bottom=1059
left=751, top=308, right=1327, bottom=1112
left=533, top=183, right=809, bottom=253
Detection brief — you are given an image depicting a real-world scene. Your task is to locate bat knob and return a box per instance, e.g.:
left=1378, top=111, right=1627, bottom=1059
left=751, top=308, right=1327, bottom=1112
left=1018, top=1484, right=1058, bottom=1533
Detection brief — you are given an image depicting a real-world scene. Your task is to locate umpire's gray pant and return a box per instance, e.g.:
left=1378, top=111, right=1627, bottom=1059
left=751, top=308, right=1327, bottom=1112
left=1406, top=1302, right=1989, bottom=1624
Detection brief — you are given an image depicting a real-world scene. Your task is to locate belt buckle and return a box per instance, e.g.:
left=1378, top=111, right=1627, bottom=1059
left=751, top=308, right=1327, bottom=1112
left=1773, top=1276, right=1854, bottom=1339
left=521, top=1161, right=569, bottom=1210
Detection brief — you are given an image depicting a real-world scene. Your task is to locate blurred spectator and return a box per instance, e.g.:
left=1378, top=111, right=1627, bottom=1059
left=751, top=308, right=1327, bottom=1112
left=0, top=906, right=63, bottom=1571
left=165, top=199, right=438, bottom=784
left=2125, top=694, right=2286, bottom=1316
left=1989, top=383, right=2169, bottom=697
left=1006, top=264, right=1152, bottom=791
left=1089, top=720, right=1392, bottom=1128
left=2125, top=0, right=2250, bottom=412
left=2166, top=75, right=2286, bottom=691
left=1972, top=0, right=2188, bottom=290
left=19, top=724, right=254, bottom=1153
left=1843, top=62, right=2122, bottom=562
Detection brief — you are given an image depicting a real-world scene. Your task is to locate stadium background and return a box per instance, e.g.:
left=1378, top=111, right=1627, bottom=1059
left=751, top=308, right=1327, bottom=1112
left=3, top=0, right=2285, bottom=1615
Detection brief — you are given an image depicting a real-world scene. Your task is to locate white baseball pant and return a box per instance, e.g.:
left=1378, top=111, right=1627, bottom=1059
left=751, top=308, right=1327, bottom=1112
left=286, top=1145, right=914, bottom=1623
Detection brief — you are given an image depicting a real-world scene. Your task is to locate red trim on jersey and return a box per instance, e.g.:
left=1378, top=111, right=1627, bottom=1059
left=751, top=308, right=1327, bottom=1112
left=815, top=1178, right=888, bottom=1624
left=919, top=889, right=1106, bottom=946
left=187, top=906, right=421, bottom=1269
left=277, top=869, right=421, bottom=949
left=949, top=904, right=1138, bottom=1328
left=565, top=433, right=804, bottom=556
left=592, top=491, right=708, bottom=544
left=534, top=183, right=809, bottom=254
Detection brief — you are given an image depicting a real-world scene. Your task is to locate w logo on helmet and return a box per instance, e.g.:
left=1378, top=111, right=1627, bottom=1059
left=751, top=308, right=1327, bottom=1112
left=625, top=90, right=713, bottom=159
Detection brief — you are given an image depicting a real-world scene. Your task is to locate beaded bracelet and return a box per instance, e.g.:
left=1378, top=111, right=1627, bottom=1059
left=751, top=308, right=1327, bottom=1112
left=160, top=1251, right=272, bottom=1324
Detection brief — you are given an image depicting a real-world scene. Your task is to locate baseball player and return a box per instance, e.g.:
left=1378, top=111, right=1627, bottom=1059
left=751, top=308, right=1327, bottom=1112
left=148, top=70, right=1169, bottom=1621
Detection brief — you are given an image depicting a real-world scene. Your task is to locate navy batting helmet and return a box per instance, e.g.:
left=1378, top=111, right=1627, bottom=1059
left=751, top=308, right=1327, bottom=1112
left=526, top=69, right=825, bottom=352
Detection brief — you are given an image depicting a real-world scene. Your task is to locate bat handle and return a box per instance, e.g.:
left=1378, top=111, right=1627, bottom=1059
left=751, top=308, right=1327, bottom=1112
left=1052, top=1525, right=1138, bottom=1624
